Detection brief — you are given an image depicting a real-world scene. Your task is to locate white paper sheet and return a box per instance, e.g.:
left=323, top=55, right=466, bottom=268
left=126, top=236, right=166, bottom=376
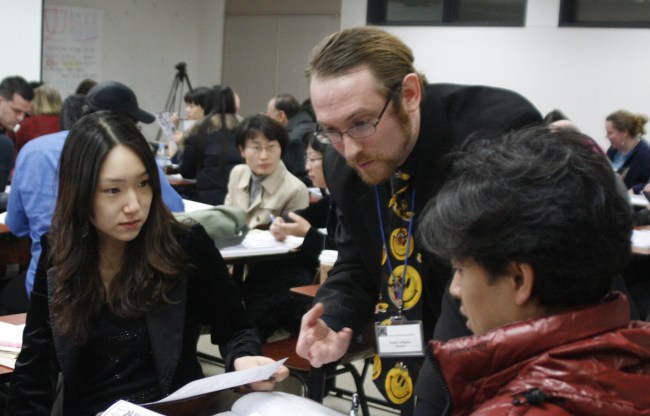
left=0, top=322, right=24, bottom=351
left=103, top=400, right=164, bottom=416
left=149, top=358, right=287, bottom=404
left=182, top=199, right=214, bottom=212
left=224, top=391, right=345, bottom=416
left=632, top=229, right=650, bottom=248
left=219, top=230, right=303, bottom=260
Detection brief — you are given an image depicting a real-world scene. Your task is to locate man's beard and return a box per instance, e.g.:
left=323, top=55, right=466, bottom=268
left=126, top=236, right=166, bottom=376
left=352, top=158, right=400, bottom=185
left=349, top=116, right=413, bottom=185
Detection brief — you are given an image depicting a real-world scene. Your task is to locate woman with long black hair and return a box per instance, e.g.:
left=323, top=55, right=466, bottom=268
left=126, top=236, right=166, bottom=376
left=6, top=111, right=287, bottom=416
left=180, top=86, right=243, bottom=205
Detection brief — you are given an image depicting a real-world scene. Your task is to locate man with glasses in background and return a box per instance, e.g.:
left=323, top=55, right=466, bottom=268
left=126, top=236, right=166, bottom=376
left=295, top=26, right=542, bottom=414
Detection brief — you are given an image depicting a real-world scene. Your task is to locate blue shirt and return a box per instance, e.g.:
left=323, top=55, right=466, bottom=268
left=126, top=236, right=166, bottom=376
left=5, top=130, right=185, bottom=295
left=610, top=150, right=627, bottom=172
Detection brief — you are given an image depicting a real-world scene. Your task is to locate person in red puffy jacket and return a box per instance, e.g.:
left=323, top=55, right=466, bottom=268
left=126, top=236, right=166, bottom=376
left=416, top=126, right=650, bottom=416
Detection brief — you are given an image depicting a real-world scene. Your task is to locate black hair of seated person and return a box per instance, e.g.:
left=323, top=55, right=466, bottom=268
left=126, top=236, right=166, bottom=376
left=74, top=78, right=97, bottom=95
left=0, top=76, right=34, bottom=102
left=301, top=98, right=316, bottom=121
left=306, top=131, right=328, bottom=154
left=183, top=86, right=210, bottom=108
left=59, top=94, right=86, bottom=130
left=418, top=126, right=633, bottom=310
left=235, top=113, right=289, bottom=157
left=543, top=108, right=569, bottom=124
left=202, top=85, right=221, bottom=115
left=273, top=93, right=300, bottom=120
left=28, top=80, right=43, bottom=90
left=191, top=86, right=239, bottom=171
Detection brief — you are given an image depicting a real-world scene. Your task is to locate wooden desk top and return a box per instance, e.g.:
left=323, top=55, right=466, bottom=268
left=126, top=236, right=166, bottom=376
left=166, top=175, right=196, bottom=188
left=0, top=314, right=26, bottom=326
left=289, top=284, right=319, bottom=299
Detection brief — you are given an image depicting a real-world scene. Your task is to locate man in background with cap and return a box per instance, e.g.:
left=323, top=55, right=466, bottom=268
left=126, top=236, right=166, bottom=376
left=4, top=81, right=184, bottom=311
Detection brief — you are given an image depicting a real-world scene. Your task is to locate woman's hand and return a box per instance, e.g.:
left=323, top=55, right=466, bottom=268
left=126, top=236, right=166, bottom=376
left=233, top=356, right=289, bottom=391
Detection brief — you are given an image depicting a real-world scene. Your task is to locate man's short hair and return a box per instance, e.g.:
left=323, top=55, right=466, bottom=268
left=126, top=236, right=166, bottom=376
left=0, top=76, right=34, bottom=101
left=307, top=26, right=426, bottom=100
left=273, top=93, right=300, bottom=120
left=419, top=126, right=633, bottom=309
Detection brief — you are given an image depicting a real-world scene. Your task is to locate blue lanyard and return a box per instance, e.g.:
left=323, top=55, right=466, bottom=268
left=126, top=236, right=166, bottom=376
left=374, top=184, right=416, bottom=316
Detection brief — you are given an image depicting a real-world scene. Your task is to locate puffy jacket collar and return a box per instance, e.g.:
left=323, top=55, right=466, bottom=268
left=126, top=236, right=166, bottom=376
left=429, top=293, right=650, bottom=415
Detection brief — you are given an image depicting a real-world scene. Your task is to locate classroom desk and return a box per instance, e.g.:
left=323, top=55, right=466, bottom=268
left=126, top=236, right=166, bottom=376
left=167, top=174, right=197, bottom=201
left=290, top=284, right=320, bottom=299
left=167, top=174, right=196, bottom=188
left=219, top=230, right=303, bottom=263
left=0, top=313, right=26, bottom=382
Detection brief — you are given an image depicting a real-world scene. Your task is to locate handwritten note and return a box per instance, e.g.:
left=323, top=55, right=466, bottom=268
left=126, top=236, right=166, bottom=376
left=42, top=5, right=103, bottom=99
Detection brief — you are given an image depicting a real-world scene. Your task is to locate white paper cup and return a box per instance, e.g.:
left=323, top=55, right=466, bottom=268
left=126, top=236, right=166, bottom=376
left=318, top=250, right=338, bottom=283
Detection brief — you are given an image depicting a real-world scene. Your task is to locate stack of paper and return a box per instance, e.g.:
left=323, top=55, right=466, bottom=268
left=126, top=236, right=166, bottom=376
left=632, top=229, right=650, bottom=248
left=0, top=321, right=25, bottom=369
left=220, top=230, right=303, bottom=260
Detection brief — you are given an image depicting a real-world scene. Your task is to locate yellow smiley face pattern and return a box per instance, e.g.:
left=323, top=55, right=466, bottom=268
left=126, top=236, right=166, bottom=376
left=387, top=265, right=422, bottom=310
left=384, top=364, right=414, bottom=405
left=373, top=170, right=424, bottom=410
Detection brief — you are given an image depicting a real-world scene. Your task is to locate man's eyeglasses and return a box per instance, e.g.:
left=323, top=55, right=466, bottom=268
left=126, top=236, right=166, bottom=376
left=245, top=143, right=281, bottom=154
left=315, top=86, right=398, bottom=145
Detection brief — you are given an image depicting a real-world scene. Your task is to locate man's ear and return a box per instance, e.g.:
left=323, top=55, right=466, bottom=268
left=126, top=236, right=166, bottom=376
left=508, top=262, right=535, bottom=306
left=400, top=73, right=422, bottom=113
left=239, top=146, right=246, bottom=158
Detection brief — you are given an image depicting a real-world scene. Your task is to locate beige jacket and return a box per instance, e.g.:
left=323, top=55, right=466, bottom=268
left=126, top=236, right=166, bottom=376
left=224, top=161, right=308, bottom=229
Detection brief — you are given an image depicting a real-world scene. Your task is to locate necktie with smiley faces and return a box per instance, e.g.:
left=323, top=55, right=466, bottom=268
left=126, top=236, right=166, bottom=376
left=373, top=170, right=424, bottom=414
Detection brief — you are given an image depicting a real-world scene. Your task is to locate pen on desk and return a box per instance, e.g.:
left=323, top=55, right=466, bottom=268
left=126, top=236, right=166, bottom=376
left=349, top=393, right=359, bottom=416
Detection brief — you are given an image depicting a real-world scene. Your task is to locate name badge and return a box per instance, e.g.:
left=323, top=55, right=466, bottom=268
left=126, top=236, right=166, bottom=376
left=375, top=319, right=425, bottom=357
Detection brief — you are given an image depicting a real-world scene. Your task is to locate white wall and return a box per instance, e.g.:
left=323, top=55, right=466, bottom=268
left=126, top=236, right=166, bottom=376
left=340, top=0, right=650, bottom=150
left=42, top=0, right=225, bottom=141
left=1, top=0, right=43, bottom=81
left=38, top=0, right=650, bottom=148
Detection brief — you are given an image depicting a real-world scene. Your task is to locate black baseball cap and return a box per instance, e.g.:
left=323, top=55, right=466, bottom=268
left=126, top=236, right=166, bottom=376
left=85, top=81, right=155, bottom=124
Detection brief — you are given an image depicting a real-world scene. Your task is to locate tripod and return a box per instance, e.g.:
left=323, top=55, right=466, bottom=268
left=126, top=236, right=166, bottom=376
left=155, top=62, right=194, bottom=142
left=164, top=62, right=193, bottom=115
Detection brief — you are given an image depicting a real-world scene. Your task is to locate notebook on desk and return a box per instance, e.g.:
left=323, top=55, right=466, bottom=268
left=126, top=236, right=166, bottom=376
left=0, top=321, right=24, bottom=369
